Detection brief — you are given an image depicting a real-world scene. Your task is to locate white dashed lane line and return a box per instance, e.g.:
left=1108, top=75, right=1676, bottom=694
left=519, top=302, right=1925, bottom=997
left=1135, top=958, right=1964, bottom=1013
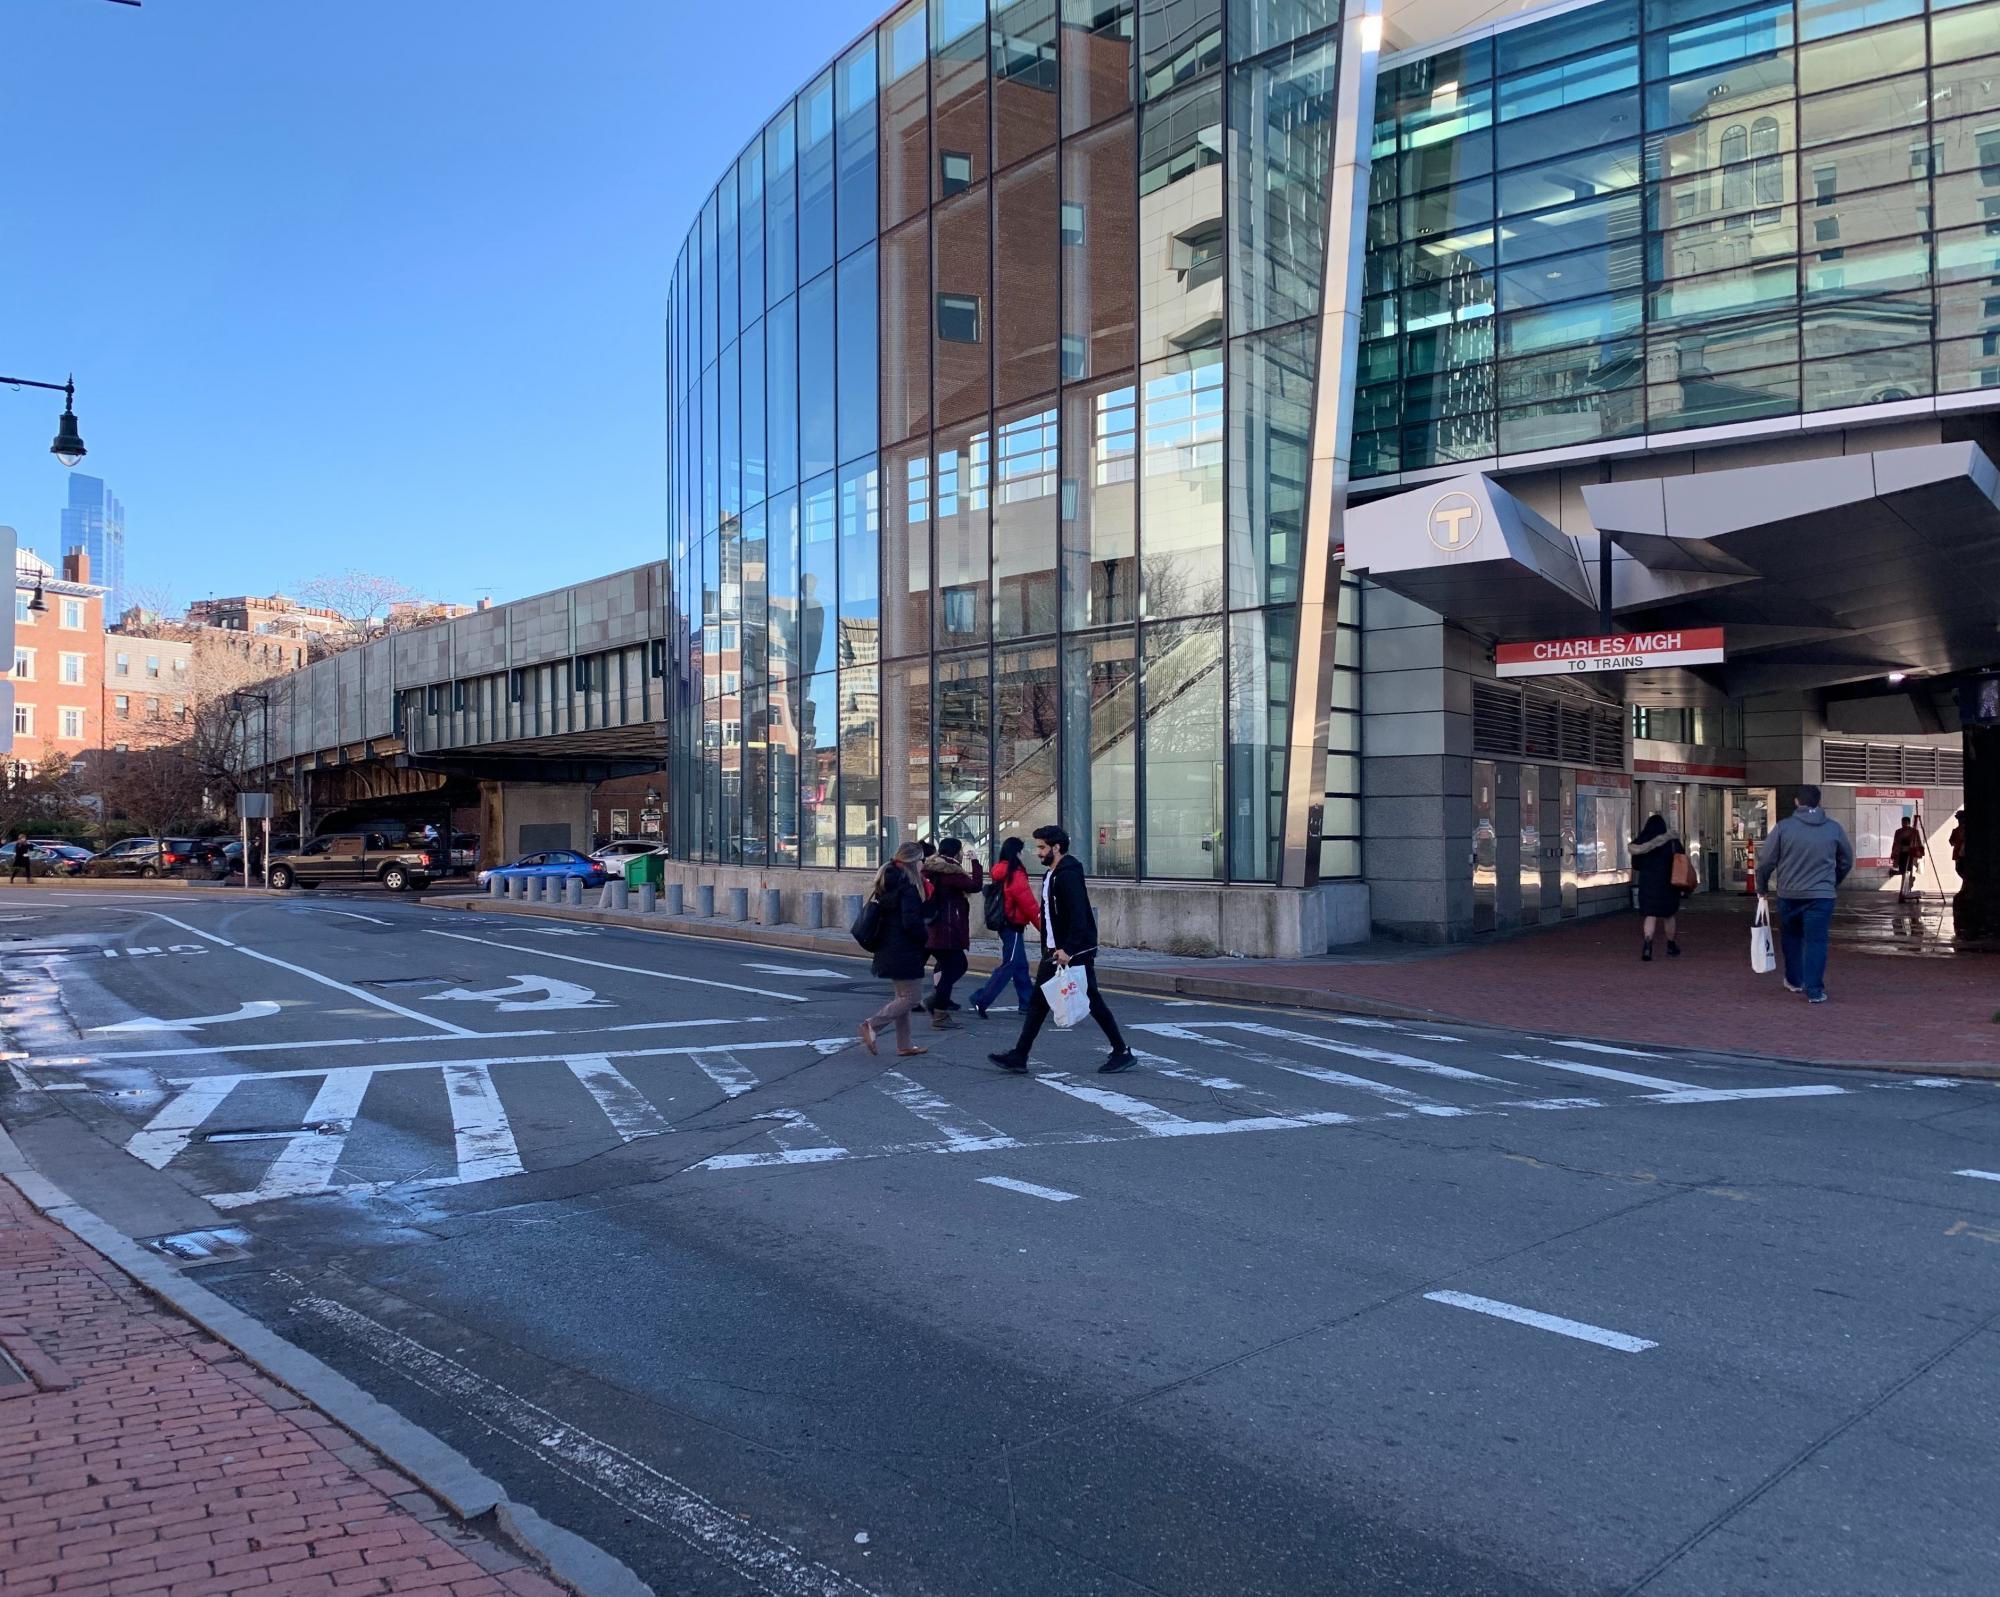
left=1423, top=1291, right=1659, bottom=1353
left=1956, top=1169, right=2000, bottom=1183
left=978, top=1176, right=1080, bottom=1202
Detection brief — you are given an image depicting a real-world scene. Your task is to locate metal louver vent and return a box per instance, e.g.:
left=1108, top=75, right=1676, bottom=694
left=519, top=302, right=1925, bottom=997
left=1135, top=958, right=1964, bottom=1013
left=1821, top=741, right=1965, bottom=786
left=1592, top=708, right=1625, bottom=768
left=1902, top=746, right=1939, bottom=783
left=1523, top=694, right=1561, bottom=757
left=1473, top=683, right=1524, bottom=756
left=1822, top=741, right=1869, bottom=783
left=1865, top=745, right=1904, bottom=782
left=1559, top=701, right=1594, bottom=762
left=1940, top=749, right=1964, bottom=783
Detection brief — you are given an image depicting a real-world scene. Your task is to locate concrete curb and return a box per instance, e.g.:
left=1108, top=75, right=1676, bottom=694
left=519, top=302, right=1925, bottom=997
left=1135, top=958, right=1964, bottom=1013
left=420, top=893, right=2000, bottom=1081
left=0, top=1122, right=654, bottom=1597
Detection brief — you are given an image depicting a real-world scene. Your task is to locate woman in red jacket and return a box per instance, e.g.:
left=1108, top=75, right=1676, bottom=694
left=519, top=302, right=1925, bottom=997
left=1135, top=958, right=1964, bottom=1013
left=970, top=835, right=1041, bottom=1018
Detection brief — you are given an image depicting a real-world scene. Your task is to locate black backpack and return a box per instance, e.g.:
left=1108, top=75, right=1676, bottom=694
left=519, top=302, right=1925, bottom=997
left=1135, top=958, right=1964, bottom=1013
left=982, top=875, right=1008, bottom=933
left=851, top=891, right=886, bottom=952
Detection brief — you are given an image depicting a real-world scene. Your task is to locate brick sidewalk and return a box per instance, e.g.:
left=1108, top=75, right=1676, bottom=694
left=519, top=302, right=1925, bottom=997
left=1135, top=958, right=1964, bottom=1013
left=0, top=1180, right=566, bottom=1597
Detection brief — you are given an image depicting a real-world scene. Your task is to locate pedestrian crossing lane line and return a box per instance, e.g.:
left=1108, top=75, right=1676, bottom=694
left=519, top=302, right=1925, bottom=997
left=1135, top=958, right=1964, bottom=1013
left=1189, top=1021, right=1518, bottom=1087
left=1036, top=1074, right=1352, bottom=1136
left=206, top=1068, right=375, bottom=1210
left=690, top=1050, right=761, bottom=1099
left=567, top=1056, right=673, bottom=1141
left=442, top=1063, right=523, bottom=1181
left=1502, top=1053, right=1846, bottom=1102
left=128, top=1076, right=243, bottom=1169
left=1424, top=1290, right=1657, bottom=1353
left=1134, top=1023, right=1465, bottom=1116
left=1957, top=1169, right=2000, bottom=1183
left=979, top=1176, right=1078, bottom=1202
left=875, top=1071, right=1019, bottom=1151
left=698, top=1108, right=849, bottom=1170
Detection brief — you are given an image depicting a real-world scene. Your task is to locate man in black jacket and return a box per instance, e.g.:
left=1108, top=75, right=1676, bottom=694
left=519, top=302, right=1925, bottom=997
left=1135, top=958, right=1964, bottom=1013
left=989, top=825, right=1136, bottom=1074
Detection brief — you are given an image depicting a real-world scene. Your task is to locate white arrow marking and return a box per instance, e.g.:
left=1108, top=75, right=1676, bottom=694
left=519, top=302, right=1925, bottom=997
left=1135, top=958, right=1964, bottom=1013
left=514, top=926, right=598, bottom=937
left=423, top=974, right=608, bottom=1012
left=92, top=1001, right=283, bottom=1034
left=743, top=962, right=854, bottom=979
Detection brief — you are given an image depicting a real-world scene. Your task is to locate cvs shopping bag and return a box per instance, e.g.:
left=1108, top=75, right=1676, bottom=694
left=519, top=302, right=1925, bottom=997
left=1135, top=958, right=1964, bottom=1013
left=1041, top=965, right=1091, bottom=1029
left=1749, top=898, right=1776, bottom=975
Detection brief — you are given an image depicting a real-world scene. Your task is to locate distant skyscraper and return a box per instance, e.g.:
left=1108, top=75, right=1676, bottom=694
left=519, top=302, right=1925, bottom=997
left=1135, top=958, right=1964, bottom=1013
left=60, top=474, right=126, bottom=619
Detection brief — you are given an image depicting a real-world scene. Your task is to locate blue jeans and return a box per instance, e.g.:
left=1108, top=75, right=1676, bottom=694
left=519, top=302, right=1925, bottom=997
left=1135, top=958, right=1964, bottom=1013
left=1778, top=897, right=1834, bottom=998
left=970, top=928, right=1034, bottom=1012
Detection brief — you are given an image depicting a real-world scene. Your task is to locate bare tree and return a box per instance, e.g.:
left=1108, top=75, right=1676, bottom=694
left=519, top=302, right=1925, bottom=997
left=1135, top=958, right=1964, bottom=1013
left=293, top=570, right=428, bottom=655
left=94, top=745, right=215, bottom=842
left=0, top=754, right=91, bottom=840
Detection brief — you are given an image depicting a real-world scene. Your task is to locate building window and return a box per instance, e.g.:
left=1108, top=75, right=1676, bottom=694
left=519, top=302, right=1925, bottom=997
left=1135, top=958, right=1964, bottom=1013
left=60, top=598, right=84, bottom=629
left=145, top=655, right=160, bottom=678
left=147, top=696, right=161, bottom=718
left=12, top=705, right=29, bottom=736
left=60, top=652, right=85, bottom=684
left=172, top=657, right=188, bottom=675
left=937, top=293, right=982, bottom=343
left=14, top=595, right=30, bottom=625
left=59, top=708, right=84, bottom=740
left=939, top=149, right=972, bottom=195
left=12, top=648, right=31, bottom=680
left=1060, top=333, right=1088, bottom=380
left=573, top=657, right=593, bottom=692
left=452, top=681, right=467, bottom=712
left=1060, top=201, right=1085, bottom=245
left=114, top=651, right=129, bottom=675
left=509, top=668, right=524, bottom=703
left=426, top=684, right=442, bottom=715
left=611, top=808, right=631, bottom=836
left=174, top=700, right=187, bottom=720
left=115, top=694, right=130, bottom=717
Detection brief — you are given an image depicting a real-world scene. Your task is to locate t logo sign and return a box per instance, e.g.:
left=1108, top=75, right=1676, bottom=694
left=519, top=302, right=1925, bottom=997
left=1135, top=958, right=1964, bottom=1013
left=1428, top=490, right=1482, bottom=552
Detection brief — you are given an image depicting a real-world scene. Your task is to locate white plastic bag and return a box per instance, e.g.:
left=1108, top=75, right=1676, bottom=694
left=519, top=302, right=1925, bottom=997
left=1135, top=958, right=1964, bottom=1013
left=1042, top=965, right=1090, bottom=1029
left=1750, top=898, right=1776, bottom=975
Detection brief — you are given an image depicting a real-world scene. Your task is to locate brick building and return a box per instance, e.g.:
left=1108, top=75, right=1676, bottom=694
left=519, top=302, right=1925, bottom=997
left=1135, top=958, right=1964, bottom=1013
left=185, top=593, right=349, bottom=646
left=102, top=618, right=308, bottom=752
left=10, top=548, right=106, bottom=779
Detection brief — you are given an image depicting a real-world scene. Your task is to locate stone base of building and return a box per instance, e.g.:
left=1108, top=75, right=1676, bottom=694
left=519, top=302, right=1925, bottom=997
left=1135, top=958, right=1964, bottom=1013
left=646, top=860, right=1370, bottom=959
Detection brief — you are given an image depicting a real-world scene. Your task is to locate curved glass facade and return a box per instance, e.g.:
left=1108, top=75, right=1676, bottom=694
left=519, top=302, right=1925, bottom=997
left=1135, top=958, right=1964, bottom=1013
left=667, top=0, right=1999, bottom=881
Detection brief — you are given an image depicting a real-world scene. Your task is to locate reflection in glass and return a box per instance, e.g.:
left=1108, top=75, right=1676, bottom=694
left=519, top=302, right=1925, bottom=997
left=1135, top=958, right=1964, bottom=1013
left=881, top=217, right=932, bottom=443
left=1140, top=349, right=1224, bottom=618
left=1061, top=629, right=1136, bottom=875
left=767, top=488, right=801, bottom=684
left=801, top=474, right=838, bottom=679
left=882, top=439, right=933, bottom=658
left=766, top=110, right=798, bottom=305
left=838, top=37, right=880, bottom=260
left=1227, top=323, right=1315, bottom=610
left=1060, top=376, right=1137, bottom=630
left=993, top=0, right=1059, bottom=169
left=1229, top=34, right=1339, bottom=335
left=739, top=145, right=765, bottom=323
left=934, top=0, right=991, bottom=200
left=1138, top=0, right=1220, bottom=100
left=880, top=656, right=932, bottom=851
left=1060, top=0, right=1133, bottom=135
left=1061, top=116, right=1137, bottom=378
left=935, top=650, right=993, bottom=854
left=769, top=674, right=801, bottom=863
left=994, top=399, right=1059, bottom=638
left=1139, top=80, right=1224, bottom=361
left=1226, top=607, right=1294, bottom=883
left=935, top=185, right=992, bottom=423
left=996, top=154, right=1060, bottom=404
left=838, top=246, right=880, bottom=465
left=799, top=270, right=838, bottom=480
left=881, top=2, right=932, bottom=229
left=717, top=165, right=739, bottom=351
left=1141, top=617, right=1223, bottom=880
left=766, top=294, right=799, bottom=494
left=741, top=317, right=767, bottom=504
left=1229, top=0, right=1334, bottom=61
left=800, top=671, right=840, bottom=866
left=799, top=72, right=837, bottom=282
left=935, top=420, right=992, bottom=645
left=995, top=642, right=1060, bottom=849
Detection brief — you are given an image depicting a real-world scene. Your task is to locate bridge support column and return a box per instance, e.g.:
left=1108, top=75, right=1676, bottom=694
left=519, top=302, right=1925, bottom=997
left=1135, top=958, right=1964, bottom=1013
left=478, top=780, right=594, bottom=866
left=1955, top=720, right=1997, bottom=938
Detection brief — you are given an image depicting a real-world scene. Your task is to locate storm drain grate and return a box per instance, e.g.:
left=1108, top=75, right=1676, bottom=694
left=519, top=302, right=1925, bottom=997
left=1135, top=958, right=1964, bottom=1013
left=355, top=977, right=445, bottom=989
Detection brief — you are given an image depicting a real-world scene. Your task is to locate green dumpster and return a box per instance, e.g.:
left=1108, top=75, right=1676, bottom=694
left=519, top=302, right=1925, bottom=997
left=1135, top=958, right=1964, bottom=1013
left=624, top=850, right=667, bottom=890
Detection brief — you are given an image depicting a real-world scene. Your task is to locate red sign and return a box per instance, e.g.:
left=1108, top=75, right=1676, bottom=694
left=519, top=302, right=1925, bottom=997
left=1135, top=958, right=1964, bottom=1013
left=1633, top=758, right=1748, bottom=781
left=1854, top=786, right=1926, bottom=799
left=1495, top=627, right=1726, bottom=678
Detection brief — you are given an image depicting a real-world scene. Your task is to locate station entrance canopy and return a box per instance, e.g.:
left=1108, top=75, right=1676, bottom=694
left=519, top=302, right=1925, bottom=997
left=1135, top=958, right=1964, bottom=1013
left=1343, top=442, right=2000, bottom=700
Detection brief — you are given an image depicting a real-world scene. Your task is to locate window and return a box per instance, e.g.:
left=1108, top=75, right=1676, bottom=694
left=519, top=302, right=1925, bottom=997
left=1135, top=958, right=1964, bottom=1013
left=573, top=656, right=593, bottom=692
left=509, top=668, right=525, bottom=702
left=114, top=651, right=129, bottom=675
left=145, top=655, right=160, bottom=678
left=147, top=696, right=161, bottom=718
left=14, top=595, right=30, bottom=625
left=60, top=653, right=85, bottom=685
left=937, top=293, right=982, bottom=342
left=174, top=700, right=187, bottom=720
left=59, top=708, right=84, bottom=740
left=12, top=705, right=29, bottom=736
left=426, top=684, right=442, bottom=715
left=172, top=658, right=188, bottom=675
left=452, top=681, right=467, bottom=712
left=12, top=648, right=31, bottom=680
left=1060, top=200, right=1086, bottom=244
left=115, top=695, right=130, bottom=716
left=940, top=149, right=973, bottom=194
left=60, top=598, right=83, bottom=629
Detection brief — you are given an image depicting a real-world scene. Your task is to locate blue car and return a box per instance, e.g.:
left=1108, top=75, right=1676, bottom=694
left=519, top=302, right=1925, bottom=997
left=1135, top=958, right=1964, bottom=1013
left=475, top=850, right=609, bottom=890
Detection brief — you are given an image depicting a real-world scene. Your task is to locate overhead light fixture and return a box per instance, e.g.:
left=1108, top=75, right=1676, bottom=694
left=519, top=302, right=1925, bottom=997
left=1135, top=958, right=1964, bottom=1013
left=1887, top=671, right=1908, bottom=684
left=28, top=577, right=47, bottom=614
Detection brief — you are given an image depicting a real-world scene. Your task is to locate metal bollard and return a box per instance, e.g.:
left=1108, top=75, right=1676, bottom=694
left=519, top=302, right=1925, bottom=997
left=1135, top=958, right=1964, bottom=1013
left=761, top=887, right=781, bottom=924
left=728, top=886, right=750, bottom=922
left=525, top=877, right=542, bottom=904
left=804, top=889, right=823, bottom=930
left=697, top=884, right=715, bottom=918
left=639, top=883, right=657, bottom=913
left=566, top=877, right=583, bottom=907
left=842, top=893, right=862, bottom=931
left=488, top=876, right=503, bottom=898
left=665, top=882, right=684, bottom=915
left=610, top=879, right=630, bottom=911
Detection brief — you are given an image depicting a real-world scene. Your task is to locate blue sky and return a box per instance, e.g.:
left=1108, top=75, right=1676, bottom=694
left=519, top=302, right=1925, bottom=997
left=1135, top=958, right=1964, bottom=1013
left=0, top=0, right=866, bottom=610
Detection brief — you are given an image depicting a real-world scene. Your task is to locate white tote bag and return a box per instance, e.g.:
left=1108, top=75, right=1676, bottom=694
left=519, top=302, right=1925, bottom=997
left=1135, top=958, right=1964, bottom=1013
left=1749, top=898, right=1776, bottom=975
left=1041, top=965, right=1091, bottom=1029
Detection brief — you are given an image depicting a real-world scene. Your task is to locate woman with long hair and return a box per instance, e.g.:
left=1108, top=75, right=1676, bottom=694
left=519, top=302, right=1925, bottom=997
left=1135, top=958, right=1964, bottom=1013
left=859, top=842, right=932, bottom=1056
left=969, top=835, right=1040, bottom=1018
left=1629, top=811, right=1687, bottom=961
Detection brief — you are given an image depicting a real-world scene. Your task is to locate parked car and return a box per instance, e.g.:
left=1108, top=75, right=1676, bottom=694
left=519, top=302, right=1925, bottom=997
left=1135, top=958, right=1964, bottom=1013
left=447, top=832, right=479, bottom=873
left=26, top=843, right=89, bottom=877
left=84, top=837, right=202, bottom=878
left=475, top=850, right=609, bottom=890
left=590, top=838, right=668, bottom=867
left=265, top=832, right=439, bottom=892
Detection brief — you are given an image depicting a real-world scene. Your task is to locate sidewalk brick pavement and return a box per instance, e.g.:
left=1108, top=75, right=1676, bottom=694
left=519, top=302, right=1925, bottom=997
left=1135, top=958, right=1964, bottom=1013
left=0, top=1179, right=567, bottom=1597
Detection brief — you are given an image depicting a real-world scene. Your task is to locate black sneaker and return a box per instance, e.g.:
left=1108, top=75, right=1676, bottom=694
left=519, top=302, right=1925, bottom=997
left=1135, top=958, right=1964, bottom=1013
left=1099, top=1049, right=1138, bottom=1074
left=989, top=1052, right=1029, bottom=1073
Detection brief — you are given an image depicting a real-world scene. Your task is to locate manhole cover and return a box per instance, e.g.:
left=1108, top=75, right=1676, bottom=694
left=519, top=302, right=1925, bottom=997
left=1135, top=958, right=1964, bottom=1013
left=356, top=977, right=444, bottom=989
left=139, top=1227, right=252, bottom=1265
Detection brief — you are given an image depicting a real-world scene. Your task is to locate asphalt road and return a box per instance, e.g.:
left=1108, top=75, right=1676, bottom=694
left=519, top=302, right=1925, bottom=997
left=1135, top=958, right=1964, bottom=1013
left=3, top=884, right=1998, bottom=1597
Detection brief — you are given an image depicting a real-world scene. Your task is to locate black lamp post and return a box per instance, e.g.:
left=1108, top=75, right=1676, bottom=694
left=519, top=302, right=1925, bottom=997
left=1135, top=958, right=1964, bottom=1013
left=2, top=374, right=87, bottom=466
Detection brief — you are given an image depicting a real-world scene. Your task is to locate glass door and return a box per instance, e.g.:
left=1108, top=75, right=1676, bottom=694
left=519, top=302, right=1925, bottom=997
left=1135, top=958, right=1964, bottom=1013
left=1559, top=768, right=1578, bottom=916
left=1731, top=787, right=1774, bottom=893
left=1472, top=759, right=1496, bottom=933
left=1519, top=764, right=1542, bottom=926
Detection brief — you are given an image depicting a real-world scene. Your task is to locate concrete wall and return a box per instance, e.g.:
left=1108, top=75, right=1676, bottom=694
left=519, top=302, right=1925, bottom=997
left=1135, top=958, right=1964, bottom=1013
left=479, top=781, right=593, bottom=863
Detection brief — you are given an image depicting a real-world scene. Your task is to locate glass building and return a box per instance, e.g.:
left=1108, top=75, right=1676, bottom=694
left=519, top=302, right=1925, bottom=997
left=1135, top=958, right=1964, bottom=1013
left=61, top=474, right=126, bottom=622
left=666, top=0, right=2000, bottom=943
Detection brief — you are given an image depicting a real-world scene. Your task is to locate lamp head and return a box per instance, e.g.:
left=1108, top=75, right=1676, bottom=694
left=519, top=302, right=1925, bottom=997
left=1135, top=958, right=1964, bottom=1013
left=50, top=381, right=85, bottom=466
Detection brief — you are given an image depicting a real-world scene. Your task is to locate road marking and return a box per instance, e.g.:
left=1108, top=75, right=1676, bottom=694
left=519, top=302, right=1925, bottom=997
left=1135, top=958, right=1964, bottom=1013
left=1423, top=1290, right=1658, bottom=1353
left=128, top=1076, right=245, bottom=1168
left=1037, top=1074, right=1353, bottom=1136
left=443, top=1063, right=522, bottom=1182
left=1503, top=1054, right=1846, bottom=1103
left=744, top=962, right=856, bottom=979
left=1333, top=1017, right=1467, bottom=1043
left=164, top=1036, right=851, bottom=1085
left=1162, top=1021, right=1515, bottom=1086
left=290, top=906, right=391, bottom=925
left=699, top=1108, right=849, bottom=1170
left=1536, top=1038, right=1666, bottom=1059
left=425, top=974, right=608, bottom=1012
left=209, top=1068, right=373, bottom=1209
left=1502, top=1054, right=1709, bottom=1093
left=90, top=1000, right=283, bottom=1034
left=426, top=928, right=805, bottom=1002
left=1956, top=1169, right=2000, bottom=1183
left=83, top=1015, right=755, bottom=1061
left=566, top=1055, right=672, bottom=1141
left=690, top=1049, right=761, bottom=1098
left=277, top=1285, right=887, bottom=1597
left=139, top=912, right=477, bottom=1037
left=876, top=1071, right=1018, bottom=1151
left=979, top=1176, right=1078, bottom=1202
left=1137, top=1024, right=1465, bottom=1115
left=1270, top=1059, right=1471, bottom=1115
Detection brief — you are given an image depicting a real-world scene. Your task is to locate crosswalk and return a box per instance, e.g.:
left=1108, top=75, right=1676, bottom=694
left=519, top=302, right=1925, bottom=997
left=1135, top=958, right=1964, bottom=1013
left=91, top=1015, right=1891, bottom=1213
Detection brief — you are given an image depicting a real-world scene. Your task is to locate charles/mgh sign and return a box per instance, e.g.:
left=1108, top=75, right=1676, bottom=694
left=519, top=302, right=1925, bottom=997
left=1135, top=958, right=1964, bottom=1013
left=1495, top=628, right=1726, bottom=678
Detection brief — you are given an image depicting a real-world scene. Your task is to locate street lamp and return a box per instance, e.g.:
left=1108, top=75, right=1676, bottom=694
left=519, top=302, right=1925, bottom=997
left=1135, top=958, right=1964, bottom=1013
left=2, top=374, right=87, bottom=466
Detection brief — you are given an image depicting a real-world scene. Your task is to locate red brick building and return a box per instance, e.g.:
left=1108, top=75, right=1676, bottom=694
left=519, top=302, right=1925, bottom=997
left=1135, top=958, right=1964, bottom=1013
left=10, top=549, right=106, bottom=779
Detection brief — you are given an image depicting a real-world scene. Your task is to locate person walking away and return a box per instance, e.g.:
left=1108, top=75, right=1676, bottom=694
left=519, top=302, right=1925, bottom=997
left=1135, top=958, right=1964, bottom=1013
left=858, top=844, right=933, bottom=1057
left=970, top=836, right=1040, bottom=1018
left=1755, top=785, right=1854, bottom=1004
left=921, top=838, right=979, bottom=1028
left=8, top=833, right=33, bottom=885
left=1949, top=809, right=1967, bottom=878
left=988, top=825, right=1135, bottom=1074
left=1891, top=814, right=1925, bottom=901
left=1629, top=813, right=1686, bottom=960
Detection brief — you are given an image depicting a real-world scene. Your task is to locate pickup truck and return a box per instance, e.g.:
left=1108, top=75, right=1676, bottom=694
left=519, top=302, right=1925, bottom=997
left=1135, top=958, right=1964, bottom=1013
left=265, top=832, right=438, bottom=892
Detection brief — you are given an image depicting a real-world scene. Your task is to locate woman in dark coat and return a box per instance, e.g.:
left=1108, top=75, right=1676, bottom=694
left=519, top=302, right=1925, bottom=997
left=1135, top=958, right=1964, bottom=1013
left=1629, top=812, right=1686, bottom=961
left=860, top=843, right=932, bottom=1056
left=921, top=837, right=980, bottom=1028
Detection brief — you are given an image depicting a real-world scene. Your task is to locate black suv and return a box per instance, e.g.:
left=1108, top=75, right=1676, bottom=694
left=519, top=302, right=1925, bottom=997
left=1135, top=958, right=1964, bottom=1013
left=265, top=832, right=438, bottom=892
left=84, top=837, right=202, bottom=878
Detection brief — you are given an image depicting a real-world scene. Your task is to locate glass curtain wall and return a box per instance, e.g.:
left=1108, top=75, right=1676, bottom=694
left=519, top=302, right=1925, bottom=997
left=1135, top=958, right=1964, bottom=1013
left=1356, top=0, right=2000, bottom=480
left=669, top=0, right=1364, bottom=882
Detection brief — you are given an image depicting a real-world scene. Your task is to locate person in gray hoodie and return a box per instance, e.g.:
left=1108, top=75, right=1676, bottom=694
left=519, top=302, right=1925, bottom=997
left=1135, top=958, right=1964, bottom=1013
left=1755, top=784, right=1854, bottom=1003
